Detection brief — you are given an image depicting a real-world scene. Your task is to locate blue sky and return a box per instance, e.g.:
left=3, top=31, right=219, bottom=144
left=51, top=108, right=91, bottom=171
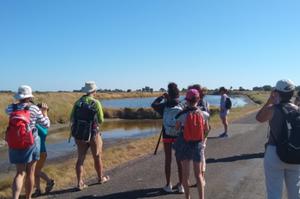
left=0, top=0, right=299, bottom=91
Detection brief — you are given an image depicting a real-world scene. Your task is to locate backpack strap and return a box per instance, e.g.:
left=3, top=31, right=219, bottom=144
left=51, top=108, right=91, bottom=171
left=175, top=107, right=198, bottom=119
left=12, top=104, right=18, bottom=111
left=270, top=103, right=292, bottom=144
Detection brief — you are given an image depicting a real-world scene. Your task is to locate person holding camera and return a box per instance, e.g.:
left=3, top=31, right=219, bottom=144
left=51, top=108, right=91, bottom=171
left=256, top=79, right=300, bottom=199
left=32, top=103, right=55, bottom=197
left=151, top=82, right=184, bottom=193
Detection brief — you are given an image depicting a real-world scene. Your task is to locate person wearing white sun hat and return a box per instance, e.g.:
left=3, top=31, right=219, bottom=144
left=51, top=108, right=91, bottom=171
left=256, top=79, right=300, bottom=199
left=70, top=81, right=109, bottom=191
left=5, top=85, right=50, bottom=199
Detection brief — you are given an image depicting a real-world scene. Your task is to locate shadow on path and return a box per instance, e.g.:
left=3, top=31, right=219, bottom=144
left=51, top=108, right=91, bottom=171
left=77, top=188, right=173, bottom=199
left=45, top=187, right=78, bottom=196
left=206, top=152, right=264, bottom=164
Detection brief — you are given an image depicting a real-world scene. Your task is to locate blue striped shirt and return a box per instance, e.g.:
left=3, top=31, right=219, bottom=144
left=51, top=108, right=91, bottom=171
left=6, top=103, right=50, bottom=133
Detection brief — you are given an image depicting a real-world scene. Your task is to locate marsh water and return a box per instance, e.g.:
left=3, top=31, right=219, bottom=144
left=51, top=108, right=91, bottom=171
left=101, top=95, right=247, bottom=108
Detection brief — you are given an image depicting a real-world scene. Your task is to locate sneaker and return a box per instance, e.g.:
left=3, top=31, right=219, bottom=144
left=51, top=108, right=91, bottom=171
left=45, top=179, right=55, bottom=193
left=163, top=184, right=173, bottom=193
left=177, top=184, right=185, bottom=194
left=219, top=132, right=229, bottom=138
left=32, top=189, right=42, bottom=198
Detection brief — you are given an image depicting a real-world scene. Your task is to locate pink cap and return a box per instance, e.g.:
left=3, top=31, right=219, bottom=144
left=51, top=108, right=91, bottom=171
left=185, top=89, right=200, bottom=101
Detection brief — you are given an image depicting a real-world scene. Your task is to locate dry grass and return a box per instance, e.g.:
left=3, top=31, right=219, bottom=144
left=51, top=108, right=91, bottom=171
left=237, top=91, right=270, bottom=105
left=0, top=103, right=260, bottom=198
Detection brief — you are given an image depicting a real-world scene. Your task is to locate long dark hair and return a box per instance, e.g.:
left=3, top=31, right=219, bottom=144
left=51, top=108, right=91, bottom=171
left=168, top=82, right=179, bottom=99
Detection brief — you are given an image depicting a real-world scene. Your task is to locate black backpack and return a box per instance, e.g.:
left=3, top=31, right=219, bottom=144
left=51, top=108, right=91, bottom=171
left=71, top=98, right=97, bottom=142
left=225, top=97, right=232, bottom=109
left=270, top=104, right=300, bottom=164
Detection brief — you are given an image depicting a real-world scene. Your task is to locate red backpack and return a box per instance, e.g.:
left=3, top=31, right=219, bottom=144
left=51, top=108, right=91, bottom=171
left=183, top=108, right=205, bottom=142
left=5, top=105, right=34, bottom=149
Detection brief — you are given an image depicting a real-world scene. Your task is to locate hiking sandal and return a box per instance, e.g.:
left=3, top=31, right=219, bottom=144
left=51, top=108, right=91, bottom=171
left=45, top=179, right=55, bottom=193
left=77, top=183, right=88, bottom=191
left=98, top=175, right=110, bottom=184
left=32, top=189, right=42, bottom=198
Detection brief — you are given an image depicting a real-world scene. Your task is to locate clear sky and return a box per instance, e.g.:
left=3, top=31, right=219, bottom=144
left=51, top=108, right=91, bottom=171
left=0, top=0, right=299, bottom=91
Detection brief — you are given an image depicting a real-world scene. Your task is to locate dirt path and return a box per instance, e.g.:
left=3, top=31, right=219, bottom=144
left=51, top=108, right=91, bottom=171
left=38, top=111, right=289, bottom=199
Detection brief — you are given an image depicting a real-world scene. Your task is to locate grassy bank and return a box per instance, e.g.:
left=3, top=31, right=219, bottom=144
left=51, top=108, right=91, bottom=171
left=0, top=103, right=259, bottom=198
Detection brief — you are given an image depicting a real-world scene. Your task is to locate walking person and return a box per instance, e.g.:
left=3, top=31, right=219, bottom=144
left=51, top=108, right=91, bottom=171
left=32, top=104, right=54, bottom=197
left=5, top=85, right=50, bottom=199
left=70, top=81, right=109, bottom=191
left=151, top=82, right=184, bottom=193
left=256, top=79, right=300, bottom=199
left=218, top=87, right=230, bottom=138
left=175, top=89, right=209, bottom=199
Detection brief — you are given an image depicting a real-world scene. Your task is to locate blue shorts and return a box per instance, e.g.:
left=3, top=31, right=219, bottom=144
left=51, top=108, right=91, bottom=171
left=9, top=137, right=40, bottom=164
left=174, top=134, right=202, bottom=162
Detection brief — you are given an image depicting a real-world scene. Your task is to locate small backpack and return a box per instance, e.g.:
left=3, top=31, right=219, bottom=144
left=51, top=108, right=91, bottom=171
left=270, top=104, right=300, bottom=164
left=6, top=104, right=34, bottom=149
left=163, top=105, right=182, bottom=136
left=71, top=98, right=97, bottom=142
left=183, top=108, right=205, bottom=142
left=225, top=97, right=232, bottom=109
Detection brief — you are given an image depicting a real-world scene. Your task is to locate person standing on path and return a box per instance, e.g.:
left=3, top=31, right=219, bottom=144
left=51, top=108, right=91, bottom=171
left=151, top=82, right=184, bottom=193
left=189, top=84, right=210, bottom=186
left=70, top=81, right=109, bottom=191
left=5, top=85, right=50, bottom=199
left=256, top=79, right=300, bottom=199
left=218, top=87, right=229, bottom=138
left=32, top=104, right=55, bottom=197
left=175, top=89, right=209, bottom=199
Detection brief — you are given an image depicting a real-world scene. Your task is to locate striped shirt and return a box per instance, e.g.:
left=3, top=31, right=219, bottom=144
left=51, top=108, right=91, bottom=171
left=6, top=103, right=50, bottom=133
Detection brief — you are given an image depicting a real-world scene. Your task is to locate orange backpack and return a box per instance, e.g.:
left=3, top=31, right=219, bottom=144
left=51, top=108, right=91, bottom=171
left=183, top=108, right=205, bottom=142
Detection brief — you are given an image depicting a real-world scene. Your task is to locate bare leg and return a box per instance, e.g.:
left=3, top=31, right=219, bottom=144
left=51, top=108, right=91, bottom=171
left=163, top=142, right=172, bottom=186
left=25, top=160, right=37, bottom=199
left=221, top=116, right=228, bottom=133
left=176, top=156, right=183, bottom=185
left=12, top=164, right=26, bottom=199
left=40, top=171, right=51, bottom=183
left=193, top=161, right=204, bottom=199
left=75, top=140, right=89, bottom=188
left=90, top=134, right=103, bottom=180
left=182, top=160, right=191, bottom=199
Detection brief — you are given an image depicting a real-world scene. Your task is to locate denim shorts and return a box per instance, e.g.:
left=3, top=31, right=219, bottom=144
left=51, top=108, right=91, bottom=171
left=174, top=133, right=202, bottom=162
left=9, top=136, right=40, bottom=164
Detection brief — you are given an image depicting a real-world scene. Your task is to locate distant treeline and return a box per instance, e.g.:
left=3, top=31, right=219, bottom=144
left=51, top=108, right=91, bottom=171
left=2, top=85, right=300, bottom=93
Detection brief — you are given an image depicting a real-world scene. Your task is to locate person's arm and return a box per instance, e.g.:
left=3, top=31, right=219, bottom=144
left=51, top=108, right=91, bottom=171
left=151, top=95, right=166, bottom=116
left=95, top=100, right=104, bottom=124
left=256, top=91, right=276, bottom=123
left=34, top=105, right=50, bottom=128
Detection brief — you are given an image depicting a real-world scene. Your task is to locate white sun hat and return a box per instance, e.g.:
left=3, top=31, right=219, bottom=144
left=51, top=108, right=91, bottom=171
left=81, top=81, right=97, bottom=93
left=14, top=85, right=34, bottom=100
left=275, top=79, right=295, bottom=93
